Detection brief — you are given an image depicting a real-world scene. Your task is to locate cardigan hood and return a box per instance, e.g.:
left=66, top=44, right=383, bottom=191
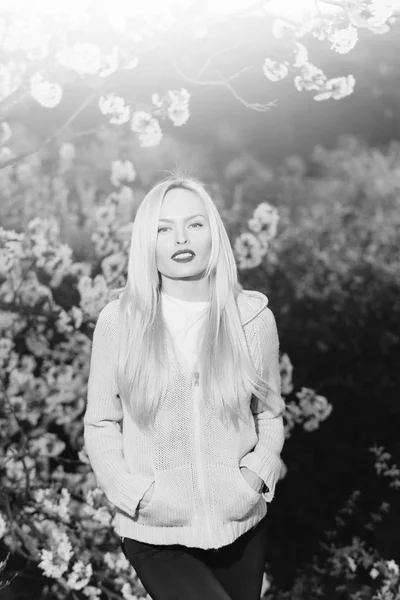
left=236, top=289, right=269, bottom=327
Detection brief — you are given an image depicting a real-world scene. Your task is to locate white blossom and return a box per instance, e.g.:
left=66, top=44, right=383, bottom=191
left=67, top=560, right=93, bottom=591
left=234, top=232, right=265, bottom=270
left=31, top=488, right=71, bottom=523
left=293, top=42, right=308, bottom=68
left=152, top=93, right=163, bottom=108
left=69, top=306, right=83, bottom=328
left=280, top=353, right=294, bottom=395
left=82, top=586, right=102, bottom=598
left=0, top=122, right=12, bottom=145
left=130, top=110, right=153, bottom=132
left=272, top=18, right=295, bottom=39
left=30, top=73, right=62, bottom=108
left=95, top=203, right=117, bottom=227
left=248, top=202, right=279, bottom=241
left=5, top=448, right=36, bottom=482
left=0, top=146, right=15, bottom=163
left=38, top=530, right=73, bottom=579
left=329, top=24, right=359, bottom=54
left=0, top=338, right=14, bottom=361
left=313, top=75, right=356, bottom=101
left=311, top=20, right=335, bottom=41
left=1, top=22, right=20, bottom=52
left=3, top=60, right=27, bottom=100
left=59, top=142, right=75, bottom=162
left=16, top=162, right=34, bottom=184
left=294, top=62, right=327, bottom=92
left=370, top=567, right=380, bottom=579
left=124, top=56, right=139, bottom=70
left=167, top=88, right=190, bottom=126
left=131, top=112, right=163, bottom=147
left=98, top=46, right=121, bottom=78
left=103, top=549, right=131, bottom=574
left=386, top=560, right=399, bottom=575
left=15, top=16, right=50, bottom=60
left=56, top=42, right=102, bottom=75
left=102, top=252, right=126, bottom=283
left=138, top=119, right=163, bottom=147
left=347, top=556, right=357, bottom=572
left=78, top=275, right=109, bottom=318
left=118, top=185, right=135, bottom=206
left=262, top=58, right=289, bottom=82
left=99, top=94, right=131, bottom=125
left=110, top=159, right=136, bottom=187
left=121, top=581, right=139, bottom=600
left=347, top=0, right=396, bottom=30
left=296, top=388, right=332, bottom=422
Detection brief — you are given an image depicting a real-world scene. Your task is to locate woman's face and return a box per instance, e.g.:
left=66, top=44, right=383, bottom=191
left=156, top=187, right=212, bottom=284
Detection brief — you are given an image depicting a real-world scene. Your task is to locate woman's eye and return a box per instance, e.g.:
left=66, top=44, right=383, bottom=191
left=158, top=223, right=203, bottom=233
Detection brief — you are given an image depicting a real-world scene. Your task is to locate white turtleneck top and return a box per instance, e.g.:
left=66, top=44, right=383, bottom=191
left=160, top=289, right=209, bottom=373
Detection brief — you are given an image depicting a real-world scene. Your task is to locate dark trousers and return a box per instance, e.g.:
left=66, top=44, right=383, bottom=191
left=121, top=515, right=268, bottom=600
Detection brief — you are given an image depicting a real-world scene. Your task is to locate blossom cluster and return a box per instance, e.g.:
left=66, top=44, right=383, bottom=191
left=234, top=201, right=280, bottom=270
left=263, top=1, right=397, bottom=102
left=0, top=0, right=395, bottom=159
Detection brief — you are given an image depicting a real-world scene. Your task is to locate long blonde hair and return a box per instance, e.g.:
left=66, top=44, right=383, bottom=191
left=116, top=174, right=273, bottom=435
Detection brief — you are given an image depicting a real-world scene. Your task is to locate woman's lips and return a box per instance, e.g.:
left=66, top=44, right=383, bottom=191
left=172, top=253, right=195, bottom=262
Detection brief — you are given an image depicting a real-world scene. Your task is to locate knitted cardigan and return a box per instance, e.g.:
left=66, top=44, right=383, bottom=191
left=83, top=289, right=286, bottom=550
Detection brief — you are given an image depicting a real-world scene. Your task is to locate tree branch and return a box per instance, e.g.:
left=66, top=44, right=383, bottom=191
left=0, top=92, right=98, bottom=171
left=214, top=67, right=278, bottom=112
left=172, top=58, right=277, bottom=112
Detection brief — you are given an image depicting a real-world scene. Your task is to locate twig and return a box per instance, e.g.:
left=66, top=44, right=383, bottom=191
left=213, top=67, right=278, bottom=112
left=171, top=59, right=277, bottom=111
left=69, top=126, right=107, bottom=139
left=194, top=42, right=243, bottom=80
left=0, top=92, right=98, bottom=171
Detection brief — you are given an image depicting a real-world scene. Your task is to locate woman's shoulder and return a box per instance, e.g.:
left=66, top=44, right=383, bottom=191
left=95, top=296, right=120, bottom=331
left=237, top=289, right=270, bottom=326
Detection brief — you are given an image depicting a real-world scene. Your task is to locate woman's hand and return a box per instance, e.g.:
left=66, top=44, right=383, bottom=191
left=139, top=481, right=155, bottom=510
left=240, top=466, right=263, bottom=493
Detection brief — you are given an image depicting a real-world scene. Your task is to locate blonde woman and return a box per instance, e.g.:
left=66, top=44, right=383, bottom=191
left=84, top=175, right=286, bottom=600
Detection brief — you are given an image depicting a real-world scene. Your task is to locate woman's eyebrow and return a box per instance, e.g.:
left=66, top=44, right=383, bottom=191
left=158, top=214, right=206, bottom=222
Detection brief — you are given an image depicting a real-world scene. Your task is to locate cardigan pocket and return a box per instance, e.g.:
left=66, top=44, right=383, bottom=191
left=138, top=464, right=195, bottom=527
left=206, top=463, right=262, bottom=524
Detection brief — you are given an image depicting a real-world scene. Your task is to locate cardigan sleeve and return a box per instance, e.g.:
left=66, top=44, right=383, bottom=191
left=83, top=301, right=154, bottom=518
left=239, top=306, right=286, bottom=503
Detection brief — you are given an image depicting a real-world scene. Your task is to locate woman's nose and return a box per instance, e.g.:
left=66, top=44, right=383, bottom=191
left=174, top=228, right=189, bottom=244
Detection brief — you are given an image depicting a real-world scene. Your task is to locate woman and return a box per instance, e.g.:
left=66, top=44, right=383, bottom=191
left=83, top=174, right=286, bottom=600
